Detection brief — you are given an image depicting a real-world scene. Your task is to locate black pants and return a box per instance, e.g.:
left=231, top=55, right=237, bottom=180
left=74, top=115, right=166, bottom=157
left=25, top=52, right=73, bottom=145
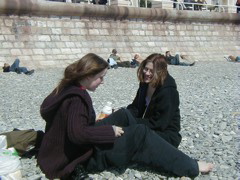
left=87, top=109, right=199, bottom=177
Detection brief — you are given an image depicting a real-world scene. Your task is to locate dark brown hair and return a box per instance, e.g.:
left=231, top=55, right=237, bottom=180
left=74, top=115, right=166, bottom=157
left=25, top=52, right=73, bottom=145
left=55, top=53, right=108, bottom=94
left=137, top=53, right=168, bottom=87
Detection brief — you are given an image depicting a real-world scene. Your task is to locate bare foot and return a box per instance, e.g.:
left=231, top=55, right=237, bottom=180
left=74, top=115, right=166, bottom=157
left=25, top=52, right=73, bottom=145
left=198, top=161, right=214, bottom=174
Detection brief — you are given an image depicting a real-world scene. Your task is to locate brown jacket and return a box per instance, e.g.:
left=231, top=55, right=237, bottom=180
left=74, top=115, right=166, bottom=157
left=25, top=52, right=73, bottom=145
left=37, top=86, right=115, bottom=179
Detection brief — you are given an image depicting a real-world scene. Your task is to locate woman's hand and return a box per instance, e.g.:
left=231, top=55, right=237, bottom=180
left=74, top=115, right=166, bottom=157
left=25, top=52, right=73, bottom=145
left=112, top=125, right=124, bottom=137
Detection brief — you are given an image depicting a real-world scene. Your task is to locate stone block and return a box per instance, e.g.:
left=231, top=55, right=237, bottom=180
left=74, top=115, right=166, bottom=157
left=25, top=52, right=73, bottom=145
left=4, top=35, right=15, bottom=41
left=33, top=49, right=45, bottom=55
left=37, top=21, right=47, bottom=27
left=61, top=48, right=72, bottom=54
left=47, top=21, right=55, bottom=27
left=35, top=42, right=46, bottom=48
left=75, top=22, right=85, bottom=28
left=22, top=49, right=33, bottom=55
left=70, top=29, right=80, bottom=34
left=32, top=55, right=46, bottom=61
left=80, top=29, right=88, bottom=35
left=4, top=19, right=13, bottom=27
left=63, top=22, right=75, bottom=28
left=66, top=42, right=75, bottom=48
left=2, top=42, right=13, bottom=48
left=0, top=49, right=10, bottom=55
left=99, top=29, right=108, bottom=35
left=1, top=27, right=11, bottom=34
left=89, top=29, right=99, bottom=35
left=102, top=22, right=110, bottom=28
left=75, top=42, right=82, bottom=48
left=55, top=21, right=63, bottom=27
left=18, top=55, right=32, bottom=61
left=57, top=55, right=68, bottom=59
left=52, top=28, right=62, bottom=34
left=60, top=35, right=70, bottom=41
left=44, top=49, right=53, bottom=55
left=0, top=35, right=4, bottom=41
left=10, top=49, right=22, bottom=56
left=38, top=35, right=51, bottom=41
left=52, top=49, right=61, bottom=54
left=55, top=42, right=66, bottom=48
left=13, top=42, right=25, bottom=48
left=51, top=35, right=61, bottom=41
left=39, top=60, right=56, bottom=66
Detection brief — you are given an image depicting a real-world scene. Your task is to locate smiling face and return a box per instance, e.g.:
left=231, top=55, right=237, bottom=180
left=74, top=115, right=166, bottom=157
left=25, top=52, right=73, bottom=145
left=85, top=68, right=108, bottom=92
left=143, top=62, right=154, bottom=83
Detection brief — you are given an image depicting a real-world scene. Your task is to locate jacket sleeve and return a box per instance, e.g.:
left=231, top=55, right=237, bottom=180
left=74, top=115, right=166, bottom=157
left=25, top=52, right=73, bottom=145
left=135, top=88, right=180, bottom=131
left=66, top=97, right=116, bottom=145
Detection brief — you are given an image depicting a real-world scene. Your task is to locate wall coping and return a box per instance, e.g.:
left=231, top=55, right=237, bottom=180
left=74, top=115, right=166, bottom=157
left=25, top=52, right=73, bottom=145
left=0, top=0, right=239, bottom=24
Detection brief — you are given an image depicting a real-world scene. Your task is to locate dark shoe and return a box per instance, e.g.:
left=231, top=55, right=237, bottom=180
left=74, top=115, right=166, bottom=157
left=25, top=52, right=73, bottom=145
left=71, top=164, right=90, bottom=180
left=190, top=62, right=195, bottom=66
left=25, top=69, right=35, bottom=75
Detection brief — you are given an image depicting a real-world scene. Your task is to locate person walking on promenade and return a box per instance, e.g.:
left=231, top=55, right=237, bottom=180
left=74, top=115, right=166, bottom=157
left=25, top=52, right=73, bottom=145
left=236, top=0, right=240, bottom=13
left=37, top=53, right=213, bottom=180
left=2, top=58, right=34, bottom=75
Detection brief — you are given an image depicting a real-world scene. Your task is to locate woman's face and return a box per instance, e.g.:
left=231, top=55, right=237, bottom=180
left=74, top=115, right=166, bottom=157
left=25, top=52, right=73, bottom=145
left=143, top=62, right=154, bottom=83
left=86, top=68, right=108, bottom=92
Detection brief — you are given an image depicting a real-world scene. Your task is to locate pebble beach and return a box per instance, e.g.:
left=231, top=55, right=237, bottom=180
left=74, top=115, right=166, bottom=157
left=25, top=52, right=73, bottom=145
left=0, top=60, right=239, bottom=180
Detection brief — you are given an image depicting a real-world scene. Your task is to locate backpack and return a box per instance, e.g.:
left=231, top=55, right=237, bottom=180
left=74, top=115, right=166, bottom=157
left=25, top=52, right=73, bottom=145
left=0, top=129, right=44, bottom=157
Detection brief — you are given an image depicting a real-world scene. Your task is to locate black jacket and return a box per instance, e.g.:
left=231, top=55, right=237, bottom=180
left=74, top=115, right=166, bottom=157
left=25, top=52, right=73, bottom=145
left=127, top=74, right=182, bottom=147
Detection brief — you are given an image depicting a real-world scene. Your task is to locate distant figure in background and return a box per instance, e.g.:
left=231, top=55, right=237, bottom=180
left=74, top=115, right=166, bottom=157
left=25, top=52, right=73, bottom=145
left=130, top=54, right=142, bottom=68
left=108, top=49, right=131, bottom=68
left=236, top=0, right=240, bottom=13
left=165, top=51, right=195, bottom=66
left=107, top=57, right=118, bottom=69
left=173, top=0, right=177, bottom=8
left=224, top=55, right=240, bottom=62
left=92, top=0, right=108, bottom=5
left=2, top=59, right=35, bottom=75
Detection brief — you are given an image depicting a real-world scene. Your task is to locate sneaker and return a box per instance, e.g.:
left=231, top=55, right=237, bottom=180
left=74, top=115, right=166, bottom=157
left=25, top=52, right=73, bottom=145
left=26, top=69, right=35, bottom=75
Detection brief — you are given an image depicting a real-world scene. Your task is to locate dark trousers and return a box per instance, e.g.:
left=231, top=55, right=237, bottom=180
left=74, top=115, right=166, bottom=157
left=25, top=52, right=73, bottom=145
left=86, top=109, right=199, bottom=177
left=117, top=61, right=131, bottom=68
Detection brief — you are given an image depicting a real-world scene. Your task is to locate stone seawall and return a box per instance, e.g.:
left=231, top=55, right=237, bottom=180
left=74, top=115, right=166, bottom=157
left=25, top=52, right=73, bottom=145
left=0, top=0, right=239, bottom=68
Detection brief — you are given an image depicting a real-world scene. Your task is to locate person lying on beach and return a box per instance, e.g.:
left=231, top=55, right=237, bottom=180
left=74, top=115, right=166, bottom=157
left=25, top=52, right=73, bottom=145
left=3, top=58, right=34, bottom=75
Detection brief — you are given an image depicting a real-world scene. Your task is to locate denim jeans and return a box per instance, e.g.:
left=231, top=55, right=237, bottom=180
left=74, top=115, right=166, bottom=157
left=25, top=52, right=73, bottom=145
left=171, top=54, right=191, bottom=66
left=9, top=59, right=28, bottom=73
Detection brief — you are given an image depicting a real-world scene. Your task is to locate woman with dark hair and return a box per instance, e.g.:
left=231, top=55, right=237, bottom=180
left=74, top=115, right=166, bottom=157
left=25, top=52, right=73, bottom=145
left=127, top=53, right=181, bottom=148
left=38, top=53, right=213, bottom=180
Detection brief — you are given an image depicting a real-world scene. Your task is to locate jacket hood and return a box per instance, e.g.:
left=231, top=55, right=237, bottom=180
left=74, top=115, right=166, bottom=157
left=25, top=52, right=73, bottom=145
left=40, top=86, right=91, bottom=123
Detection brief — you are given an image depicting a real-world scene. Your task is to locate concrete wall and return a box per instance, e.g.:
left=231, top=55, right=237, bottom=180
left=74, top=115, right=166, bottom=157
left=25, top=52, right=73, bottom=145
left=0, top=0, right=239, bottom=68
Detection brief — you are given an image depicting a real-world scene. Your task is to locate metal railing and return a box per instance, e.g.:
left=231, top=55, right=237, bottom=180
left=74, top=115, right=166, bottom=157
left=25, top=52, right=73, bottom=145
left=163, top=1, right=238, bottom=13
left=46, top=0, right=239, bottom=14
